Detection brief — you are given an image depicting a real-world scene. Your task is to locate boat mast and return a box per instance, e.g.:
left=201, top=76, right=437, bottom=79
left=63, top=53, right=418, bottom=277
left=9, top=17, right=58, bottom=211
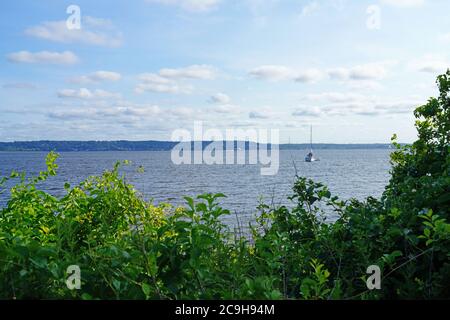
left=310, top=125, right=313, bottom=152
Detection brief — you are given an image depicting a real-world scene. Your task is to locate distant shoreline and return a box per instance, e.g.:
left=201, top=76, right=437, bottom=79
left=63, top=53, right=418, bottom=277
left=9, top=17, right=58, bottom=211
left=0, top=140, right=399, bottom=152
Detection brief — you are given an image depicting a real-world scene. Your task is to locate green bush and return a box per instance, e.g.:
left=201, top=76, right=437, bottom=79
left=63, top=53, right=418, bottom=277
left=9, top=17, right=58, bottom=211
left=0, top=72, right=449, bottom=300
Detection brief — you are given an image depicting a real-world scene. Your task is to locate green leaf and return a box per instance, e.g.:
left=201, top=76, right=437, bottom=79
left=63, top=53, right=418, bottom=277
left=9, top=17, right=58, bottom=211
left=141, top=283, right=151, bottom=297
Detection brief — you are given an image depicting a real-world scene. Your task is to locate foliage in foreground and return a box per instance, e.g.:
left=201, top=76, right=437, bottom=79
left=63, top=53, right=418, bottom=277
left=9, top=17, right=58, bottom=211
left=0, top=72, right=449, bottom=300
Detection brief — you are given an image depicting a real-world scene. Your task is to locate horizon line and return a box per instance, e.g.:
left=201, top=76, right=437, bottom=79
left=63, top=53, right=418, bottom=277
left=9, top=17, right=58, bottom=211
left=0, top=140, right=405, bottom=144
left=0, top=140, right=408, bottom=145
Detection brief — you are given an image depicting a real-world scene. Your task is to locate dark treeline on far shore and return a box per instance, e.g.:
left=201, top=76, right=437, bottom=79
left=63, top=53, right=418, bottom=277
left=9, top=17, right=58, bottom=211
left=0, top=140, right=395, bottom=152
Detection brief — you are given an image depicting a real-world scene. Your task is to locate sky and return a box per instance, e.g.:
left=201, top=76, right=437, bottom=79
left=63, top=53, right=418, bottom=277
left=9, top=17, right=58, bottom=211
left=0, top=0, right=449, bottom=143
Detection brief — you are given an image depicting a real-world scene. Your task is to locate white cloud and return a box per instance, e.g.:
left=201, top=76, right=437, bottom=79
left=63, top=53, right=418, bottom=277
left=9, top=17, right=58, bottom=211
left=48, top=109, right=113, bottom=120
left=328, top=62, right=393, bottom=81
left=135, top=82, right=193, bottom=94
left=320, top=102, right=366, bottom=116
left=327, top=68, right=349, bottom=80
left=138, top=73, right=173, bottom=84
left=350, top=64, right=388, bottom=80
left=159, top=65, right=217, bottom=80
left=122, top=105, right=162, bottom=117
left=25, top=18, right=123, bottom=47
left=137, top=75, right=190, bottom=94
left=250, top=64, right=388, bottom=83
left=48, top=103, right=162, bottom=121
left=93, top=90, right=122, bottom=99
left=135, top=72, right=193, bottom=94
left=248, top=108, right=277, bottom=119
left=328, top=63, right=387, bottom=80
left=381, top=0, right=425, bottom=8
left=332, top=98, right=420, bottom=117
left=249, top=65, right=295, bottom=81
left=292, top=107, right=322, bottom=117
left=7, top=51, right=79, bottom=65
left=294, top=69, right=323, bottom=83
left=135, top=65, right=217, bottom=94
left=249, top=111, right=269, bottom=119
left=327, top=68, right=383, bottom=90
left=209, top=92, right=231, bottom=104
left=146, top=0, right=221, bottom=12
left=292, top=91, right=422, bottom=118
left=410, top=55, right=449, bottom=73
left=69, top=71, right=122, bottom=84
left=374, top=101, right=418, bottom=114
left=57, top=88, right=121, bottom=99
left=249, top=65, right=322, bottom=82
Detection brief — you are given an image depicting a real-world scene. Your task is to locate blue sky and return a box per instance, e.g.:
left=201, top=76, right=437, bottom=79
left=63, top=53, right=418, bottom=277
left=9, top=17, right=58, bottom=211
left=1, top=0, right=449, bottom=143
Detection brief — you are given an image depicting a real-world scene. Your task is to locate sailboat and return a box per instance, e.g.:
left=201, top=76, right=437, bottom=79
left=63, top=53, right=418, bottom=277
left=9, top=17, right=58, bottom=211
left=305, top=125, right=319, bottom=162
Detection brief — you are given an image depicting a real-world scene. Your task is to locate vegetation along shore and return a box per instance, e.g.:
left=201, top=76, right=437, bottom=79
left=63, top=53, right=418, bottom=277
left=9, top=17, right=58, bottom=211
left=0, top=72, right=449, bottom=299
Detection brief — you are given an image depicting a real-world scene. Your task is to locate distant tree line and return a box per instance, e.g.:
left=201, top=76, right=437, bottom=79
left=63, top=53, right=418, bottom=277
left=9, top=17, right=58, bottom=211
left=0, top=140, right=392, bottom=152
